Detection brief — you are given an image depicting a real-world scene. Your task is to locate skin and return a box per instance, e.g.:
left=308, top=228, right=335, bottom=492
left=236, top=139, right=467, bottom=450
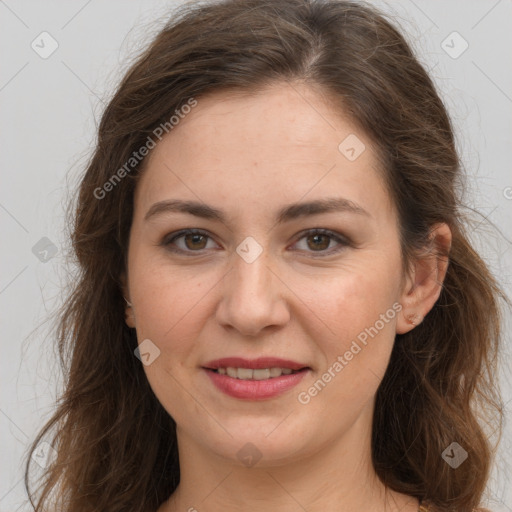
left=121, top=81, right=451, bottom=512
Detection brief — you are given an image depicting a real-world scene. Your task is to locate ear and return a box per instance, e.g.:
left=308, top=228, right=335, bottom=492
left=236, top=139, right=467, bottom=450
left=120, top=271, right=136, bottom=329
left=396, top=223, right=452, bottom=335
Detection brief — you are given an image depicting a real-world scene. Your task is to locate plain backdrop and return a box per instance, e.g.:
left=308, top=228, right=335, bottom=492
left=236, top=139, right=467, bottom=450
left=1, top=1, right=511, bottom=510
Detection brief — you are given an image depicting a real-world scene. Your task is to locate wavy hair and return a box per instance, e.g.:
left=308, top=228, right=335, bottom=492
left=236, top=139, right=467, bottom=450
left=25, top=1, right=504, bottom=511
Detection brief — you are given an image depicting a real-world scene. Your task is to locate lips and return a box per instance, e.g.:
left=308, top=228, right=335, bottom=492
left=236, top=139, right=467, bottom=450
left=201, top=357, right=311, bottom=400
left=202, top=357, right=309, bottom=371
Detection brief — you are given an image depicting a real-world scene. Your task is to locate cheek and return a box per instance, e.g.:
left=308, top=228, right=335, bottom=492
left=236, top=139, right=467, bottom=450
left=129, top=256, right=218, bottom=355
left=299, top=264, right=400, bottom=392
left=128, top=260, right=212, bottom=422
left=294, top=259, right=401, bottom=338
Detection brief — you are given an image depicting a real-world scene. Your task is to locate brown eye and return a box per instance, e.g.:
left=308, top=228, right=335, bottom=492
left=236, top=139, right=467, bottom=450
left=306, top=233, right=331, bottom=251
left=292, top=229, right=349, bottom=256
left=163, top=229, right=218, bottom=253
left=183, top=233, right=208, bottom=250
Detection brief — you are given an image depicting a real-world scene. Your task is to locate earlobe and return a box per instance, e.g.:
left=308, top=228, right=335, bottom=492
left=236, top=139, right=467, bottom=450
left=124, top=301, right=136, bottom=329
left=120, top=271, right=136, bottom=329
left=396, top=223, right=452, bottom=335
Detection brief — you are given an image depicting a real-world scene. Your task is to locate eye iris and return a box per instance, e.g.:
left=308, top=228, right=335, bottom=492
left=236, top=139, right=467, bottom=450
left=185, top=233, right=207, bottom=250
left=176, top=231, right=337, bottom=252
left=307, top=233, right=330, bottom=251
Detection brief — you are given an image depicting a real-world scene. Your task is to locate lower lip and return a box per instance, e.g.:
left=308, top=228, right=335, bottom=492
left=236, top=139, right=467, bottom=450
left=203, top=368, right=309, bottom=400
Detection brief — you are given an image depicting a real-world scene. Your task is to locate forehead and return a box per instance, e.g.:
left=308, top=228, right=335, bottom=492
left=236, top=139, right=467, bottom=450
left=134, top=82, right=393, bottom=221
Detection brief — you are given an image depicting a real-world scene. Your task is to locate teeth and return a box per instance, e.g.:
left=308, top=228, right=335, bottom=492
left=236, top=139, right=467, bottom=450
left=253, top=369, right=270, bottom=380
left=226, top=367, right=238, bottom=378
left=216, top=367, right=299, bottom=380
left=237, top=368, right=253, bottom=380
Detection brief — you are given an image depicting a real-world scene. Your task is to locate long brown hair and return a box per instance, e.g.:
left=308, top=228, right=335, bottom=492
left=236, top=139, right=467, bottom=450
left=25, top=1, right=504, bottom=511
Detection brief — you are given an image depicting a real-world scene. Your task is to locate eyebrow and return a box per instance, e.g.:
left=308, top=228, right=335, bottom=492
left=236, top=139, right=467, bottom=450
left=144, top=197, right=370, bottom=224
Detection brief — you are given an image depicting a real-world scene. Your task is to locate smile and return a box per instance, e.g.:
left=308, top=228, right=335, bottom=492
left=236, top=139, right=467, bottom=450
left=213, top=367, right=299, bottom=379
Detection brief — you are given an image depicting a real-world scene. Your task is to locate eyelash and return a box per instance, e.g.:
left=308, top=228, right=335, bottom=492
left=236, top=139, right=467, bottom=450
left=161, top=228, right=351, bottom=257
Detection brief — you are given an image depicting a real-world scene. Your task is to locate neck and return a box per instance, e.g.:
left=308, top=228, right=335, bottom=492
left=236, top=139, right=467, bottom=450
left=158, top=402, right=419, bottom=512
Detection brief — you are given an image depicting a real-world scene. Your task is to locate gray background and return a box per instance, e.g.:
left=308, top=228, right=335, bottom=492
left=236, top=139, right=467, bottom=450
left=1, top=0, right=511, bottom=510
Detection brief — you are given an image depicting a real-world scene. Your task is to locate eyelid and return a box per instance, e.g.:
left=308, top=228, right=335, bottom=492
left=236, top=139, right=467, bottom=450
left=289, top=228, right=351, bottom=256
left=161, top=229, right=220, bottom=252
left=161, top=228, right=351, bottom=256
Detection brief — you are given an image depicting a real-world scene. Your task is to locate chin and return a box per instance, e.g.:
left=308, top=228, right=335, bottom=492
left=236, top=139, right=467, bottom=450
left=199, top=419, right=316, bottom=466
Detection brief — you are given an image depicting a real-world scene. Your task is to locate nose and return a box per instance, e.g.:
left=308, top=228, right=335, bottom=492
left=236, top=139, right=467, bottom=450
left=215, top=249, right=290, bottom=337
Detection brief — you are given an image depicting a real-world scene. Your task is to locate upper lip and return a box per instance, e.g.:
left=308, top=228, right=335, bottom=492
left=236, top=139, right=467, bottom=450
left=202, top=357, right=309, bottom=371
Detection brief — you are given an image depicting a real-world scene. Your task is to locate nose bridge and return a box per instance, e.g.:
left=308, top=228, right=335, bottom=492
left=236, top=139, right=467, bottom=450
left=229, top=242, right=274, bottom=306
left=216, top=240, right=289, bottom=335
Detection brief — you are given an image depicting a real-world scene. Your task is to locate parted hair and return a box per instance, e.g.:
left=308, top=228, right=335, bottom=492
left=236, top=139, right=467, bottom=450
left=25, top=1, right=504, bottom=511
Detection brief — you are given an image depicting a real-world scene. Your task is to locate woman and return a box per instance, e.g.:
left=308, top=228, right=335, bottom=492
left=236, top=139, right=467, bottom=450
left=25, top=1, right=504, bottom=511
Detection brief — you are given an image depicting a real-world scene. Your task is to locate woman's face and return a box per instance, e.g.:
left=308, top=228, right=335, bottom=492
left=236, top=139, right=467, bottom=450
left=124, top=82, right=413, bottom=466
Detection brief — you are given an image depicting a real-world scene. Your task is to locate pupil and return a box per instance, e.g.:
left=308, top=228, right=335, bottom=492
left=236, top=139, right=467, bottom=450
left=309, top=234, right=329, bottom=250
left=186, top=234, right=206, bottom=249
